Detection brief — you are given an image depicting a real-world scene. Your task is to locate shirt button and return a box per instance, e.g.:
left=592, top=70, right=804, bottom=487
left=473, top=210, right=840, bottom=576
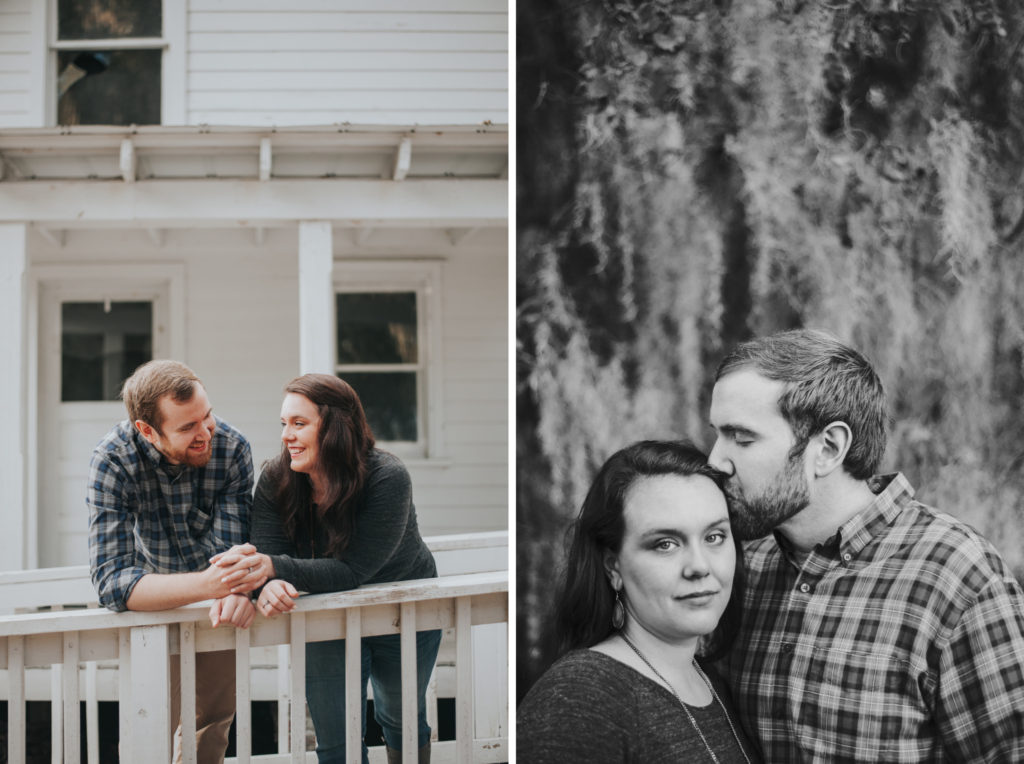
left=781, top=643, right=794, bottom=654
left=842, top=552, right=853, bottom=562
left=798, top=582, right=812, bottom=594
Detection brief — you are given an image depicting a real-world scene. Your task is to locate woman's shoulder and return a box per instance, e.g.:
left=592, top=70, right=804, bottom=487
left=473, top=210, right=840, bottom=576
left=364, top=449, right=412, bottom=491
left=521, top=650, right=640, bottom=707
left=367, top=448, right=407, bottom=474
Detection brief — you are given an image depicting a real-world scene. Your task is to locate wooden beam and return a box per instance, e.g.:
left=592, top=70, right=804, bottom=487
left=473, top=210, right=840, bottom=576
left=259, top=137, right=272, bottom=181
left=119, top=139, right=136, bottom=183
left=0, top=225, right=27, bottom=571
left=298, top=221, right=335, bottom=375
left=36, top=227, right=66, bottom=248
left=447, top=227, right=481, bottom=247
left=392, top=136, right=412, bottom=181
left=353, top=227, right=374, bottom=246
left=0, top=179, right=507, bottom=227
left=0, top=155, right=23, bottom=181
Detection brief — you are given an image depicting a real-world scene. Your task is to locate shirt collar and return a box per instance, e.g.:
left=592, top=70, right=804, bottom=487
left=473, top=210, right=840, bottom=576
left=771, top=472, right=915, bottom=565
left=838, top=472, right=914, bottom=558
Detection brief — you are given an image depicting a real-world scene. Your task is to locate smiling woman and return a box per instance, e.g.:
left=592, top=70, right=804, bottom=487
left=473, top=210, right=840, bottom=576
left=517, top=440, right=760, bottom=763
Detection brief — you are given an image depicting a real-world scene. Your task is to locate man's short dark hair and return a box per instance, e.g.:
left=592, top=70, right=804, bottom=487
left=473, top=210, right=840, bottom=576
left=716, top=329, right=888, bottom=479
left=121, top=360, right=202, bottom=434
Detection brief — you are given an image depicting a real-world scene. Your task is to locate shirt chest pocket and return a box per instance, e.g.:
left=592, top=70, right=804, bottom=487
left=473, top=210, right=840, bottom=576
left=187, top=498, right=214, bottom=537
left=798, top=649, right=925, bottom=758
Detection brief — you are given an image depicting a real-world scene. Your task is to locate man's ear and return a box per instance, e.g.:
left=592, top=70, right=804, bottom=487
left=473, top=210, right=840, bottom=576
left=134, top=419, right=158, bottom=444
left=813, top=421, right=853, bottom=477
left=603, top=548, right=622, bottom=591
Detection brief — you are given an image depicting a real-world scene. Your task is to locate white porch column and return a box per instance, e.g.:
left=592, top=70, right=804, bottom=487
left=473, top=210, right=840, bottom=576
left=297, top=221, right=335, bottom=375
left=0, top=223, right=27, bottom=570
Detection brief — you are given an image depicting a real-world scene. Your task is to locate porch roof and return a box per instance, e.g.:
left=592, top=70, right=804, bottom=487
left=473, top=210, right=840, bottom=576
left=0, top=123, right=508, bottom=183
left=0, top=124, right=508, bottom=231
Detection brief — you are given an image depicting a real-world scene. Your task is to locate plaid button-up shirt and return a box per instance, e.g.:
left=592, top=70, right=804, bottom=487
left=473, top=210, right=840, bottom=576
left=723, top=473, right=1024, bottom=762
left=87, top=417, right=254, bottom=612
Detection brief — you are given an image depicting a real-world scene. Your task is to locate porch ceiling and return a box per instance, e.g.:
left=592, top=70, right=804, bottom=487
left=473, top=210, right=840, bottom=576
left=0, top=123, right=508, bottom=183
left=0, top=124, right=508, bottom=231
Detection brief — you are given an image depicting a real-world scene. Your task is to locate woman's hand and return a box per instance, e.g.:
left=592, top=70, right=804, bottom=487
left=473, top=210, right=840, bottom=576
left=208, top=593, right=256, bottom=629
left=256, top=579, right=299, bottom=618
left=209, top=544, right=275, bottom=594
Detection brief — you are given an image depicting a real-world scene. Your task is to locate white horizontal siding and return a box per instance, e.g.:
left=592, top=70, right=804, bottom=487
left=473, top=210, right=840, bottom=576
left=190, top=11, right=507, bottom=33
left=191, top=70, right=504, bottom=91
left=186, top=2, right=507, bottom=126
left=190, top=31, right=506, bottom=52
left=192, top=0, right=506, bottom=11
left=0, top=1, right=34, bottom=126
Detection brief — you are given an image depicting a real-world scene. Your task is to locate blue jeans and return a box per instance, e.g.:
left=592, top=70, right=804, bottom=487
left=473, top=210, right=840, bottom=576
left=305, top=629, right=442, bottom=764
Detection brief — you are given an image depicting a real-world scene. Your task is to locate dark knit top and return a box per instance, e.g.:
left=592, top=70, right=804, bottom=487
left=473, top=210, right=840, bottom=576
left=250, top=449, right=436, bottom=593
left=517, top=649, right=761, bottom=764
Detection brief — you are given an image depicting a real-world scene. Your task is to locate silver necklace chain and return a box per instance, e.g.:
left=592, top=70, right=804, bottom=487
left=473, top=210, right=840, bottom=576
left=619, top=632, right=751, bottom=764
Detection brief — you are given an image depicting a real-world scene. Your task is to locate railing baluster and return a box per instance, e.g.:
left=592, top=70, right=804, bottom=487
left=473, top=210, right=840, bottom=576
left=50, top=662, right=63, bottom=764
left=63, top=631, right=81, bottom=764
left=130, top=624, right=172, bottom=763
left=345, top=608, right=362, bottom=764
left=290, top=612, right=306, bottom=763
left=400, top=601, right=417, bottom=764
left=180, top=622, right=198, bottom=764
left=118, top=628, right=131, bottom=758
left=427, top=667, right=438, bottom=743
left=85, top=661, right=99, bottom=764
left=455, top=596, right=473, bottom=764
left=7, top=636, right=25, bottom=763
left=277, top=644, right=290, bottom=754
left=235, top=625, right=252, bottom=763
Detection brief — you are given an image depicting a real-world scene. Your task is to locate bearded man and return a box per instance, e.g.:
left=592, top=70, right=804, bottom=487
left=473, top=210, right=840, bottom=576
left=708, top=329, right=1024, bottom=763
left=88, top=359, right=265, bottom=763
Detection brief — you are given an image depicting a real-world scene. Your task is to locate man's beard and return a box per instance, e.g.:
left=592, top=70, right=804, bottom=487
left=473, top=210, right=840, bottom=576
left=725, top=452, right=810, bottom=540
left=161, top=437, right=214, bottom=468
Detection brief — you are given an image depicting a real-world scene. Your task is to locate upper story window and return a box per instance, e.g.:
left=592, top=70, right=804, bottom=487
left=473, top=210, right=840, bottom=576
left=55, top=0, right=163, bottom=125
left=334, top=262, right=443, bottom=459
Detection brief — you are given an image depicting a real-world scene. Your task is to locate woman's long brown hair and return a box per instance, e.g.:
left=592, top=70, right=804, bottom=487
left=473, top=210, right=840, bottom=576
left=264, top=373, right=376, bottom=557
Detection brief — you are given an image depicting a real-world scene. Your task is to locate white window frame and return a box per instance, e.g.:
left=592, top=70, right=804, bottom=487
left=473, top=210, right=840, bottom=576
left=333, top=260, right=444, bottom=461
left=40, top=0, right=186, bottom=126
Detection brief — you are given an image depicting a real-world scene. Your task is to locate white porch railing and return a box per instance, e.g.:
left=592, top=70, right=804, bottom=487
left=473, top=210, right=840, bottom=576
left=0, top=532, right=508, bottom=764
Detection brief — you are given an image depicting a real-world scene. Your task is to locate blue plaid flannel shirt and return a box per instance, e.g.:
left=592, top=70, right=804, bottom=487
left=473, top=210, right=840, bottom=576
left=87, top=416, right=254, bottom=612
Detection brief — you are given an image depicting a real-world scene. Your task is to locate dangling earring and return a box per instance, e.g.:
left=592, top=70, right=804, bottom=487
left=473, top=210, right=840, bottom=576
left=612, top=587, right=625, bottom=630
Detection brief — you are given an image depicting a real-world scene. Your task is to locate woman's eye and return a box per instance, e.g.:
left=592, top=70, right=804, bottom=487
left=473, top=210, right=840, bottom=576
left=654, top=539, right=676, bottom=551
left=706, top=531, right=727, bottom=545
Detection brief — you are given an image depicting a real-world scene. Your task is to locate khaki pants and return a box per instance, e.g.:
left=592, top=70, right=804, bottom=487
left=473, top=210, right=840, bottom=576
left=169, top=648, right=236, bottom=764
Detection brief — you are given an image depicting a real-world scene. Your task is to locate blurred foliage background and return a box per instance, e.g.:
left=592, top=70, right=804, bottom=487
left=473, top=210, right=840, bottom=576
left=517, top=0, right=1024, bottom=700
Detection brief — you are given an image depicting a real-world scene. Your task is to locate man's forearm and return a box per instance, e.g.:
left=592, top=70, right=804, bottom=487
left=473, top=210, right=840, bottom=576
left=125, top=570, right=217, bottom=611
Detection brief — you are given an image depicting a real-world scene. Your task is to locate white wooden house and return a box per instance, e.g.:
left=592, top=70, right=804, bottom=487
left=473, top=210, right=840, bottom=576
left=0, top=0, right=509, bottom=572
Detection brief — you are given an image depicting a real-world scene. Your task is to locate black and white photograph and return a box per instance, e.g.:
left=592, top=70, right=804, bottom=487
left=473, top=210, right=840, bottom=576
left=518, top=1, right=1024, bottom=762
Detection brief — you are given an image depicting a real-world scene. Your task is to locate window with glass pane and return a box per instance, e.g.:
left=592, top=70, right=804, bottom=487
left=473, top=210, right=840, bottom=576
left=57, top=49, right=161, bottom=126
left=59, top=0, right=161, bottom=40
left=55, top=0, right=162, bottom=126
left=62, top=301, right=152, bottom=402
left=336, top=292, right=420, bottom=442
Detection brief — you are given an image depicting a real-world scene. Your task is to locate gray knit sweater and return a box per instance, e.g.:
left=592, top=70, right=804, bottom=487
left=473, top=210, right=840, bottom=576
left=517, top=649, right=761, bottom=763
left=250, top=449, right=436, bottom=593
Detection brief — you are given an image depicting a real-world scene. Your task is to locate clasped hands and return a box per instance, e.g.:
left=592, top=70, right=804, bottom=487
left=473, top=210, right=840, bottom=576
left=206, top=543, right=298, bottom=628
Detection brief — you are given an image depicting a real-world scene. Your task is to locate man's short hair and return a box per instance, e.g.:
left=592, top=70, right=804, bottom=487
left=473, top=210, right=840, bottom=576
left=716, top=329, right=888, bottom=479
left=121, top=360, right=203, bottom=434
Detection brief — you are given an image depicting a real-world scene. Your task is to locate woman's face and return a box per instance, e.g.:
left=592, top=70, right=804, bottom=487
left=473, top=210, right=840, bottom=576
left=280, top=392, right=322, bottom=475
left=606, top=473, right=735, bottom=645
